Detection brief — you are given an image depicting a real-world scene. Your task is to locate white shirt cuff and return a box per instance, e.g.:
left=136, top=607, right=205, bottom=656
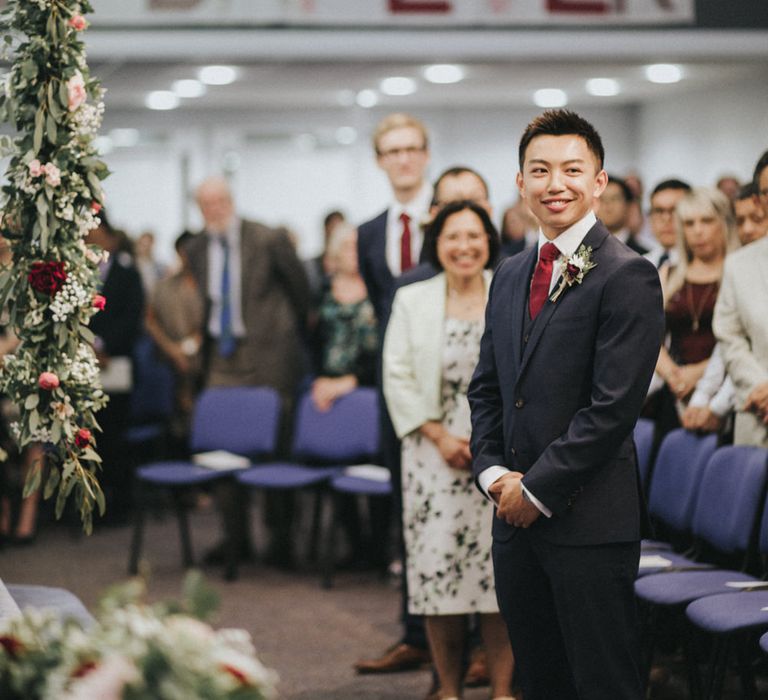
left=477, top=465, right=552, bottom=518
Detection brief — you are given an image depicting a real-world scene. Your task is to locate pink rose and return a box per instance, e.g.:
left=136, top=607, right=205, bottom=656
left=67, top=71, right=87, bottom=112
left=92, top=294, right=106, bottom=310
left=68, top=15, right=87, bottom=31
left=38, top=372, right=60, bottom=390
left=43, top=163, right=61, bottom=187
left=91, top=201, right=102, bottom=214
left=28, top=159, right=43, bottom=177
left=75, top=428, right=92, bottom=448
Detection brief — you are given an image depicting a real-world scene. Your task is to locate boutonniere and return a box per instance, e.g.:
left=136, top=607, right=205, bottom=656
left=549, top=245, right=597, bottom=303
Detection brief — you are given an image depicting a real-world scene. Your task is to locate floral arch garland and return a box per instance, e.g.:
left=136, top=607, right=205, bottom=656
left=0, top=0, right=109, bottom=532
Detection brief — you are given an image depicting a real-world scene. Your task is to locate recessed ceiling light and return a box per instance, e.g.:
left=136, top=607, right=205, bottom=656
left=380, top=76, right=417, bottom=96
left=172, top=79, right=206, bottom=98
left=423, top=64, right=464, bottom=84
left=356, top=89, right=379, bottom=108
left=645, top=64, right=683, bottom=84
left=145, top=90, right=179, bottom=111
left=335, top=126, right=357, bottom=145
left=198, top=65, right=238, bottom=86
left=586, top=78, right=620, bottom=97
left=109, top=128, right=140, bottom=148
left=533, top=88, right=567, bottom=108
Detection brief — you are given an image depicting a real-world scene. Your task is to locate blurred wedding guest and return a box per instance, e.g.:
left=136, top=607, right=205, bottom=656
left=145, top=231, right=204, bottom=445
left=716, top=174, right=741, bottom=203
left=654, top=188, right=739, bottom=438
left=623, top=170, right=655, bottom=250
left=499, top=199, right=537, bottom=258
left=306, top=210, right=346, bottom=308
left=644, top=179, right=692, bottom=269
left=355, top=112, right=433, bottom=675
left=86, top=211, right=145, bottom=523
left=734, top=182, right=768, bottom=246
left=680, top=343, right=735, bottom=439
left=384, top=201, right=514, bottom=700
left=185, top=176, right=310, bottom=565
left=0, top=238, right=41, bottom=544
left=598, top=175, right=649, bottom=255
left=311, top=223, right=377, bottom=412
left=714, top=151, right=768, bottom=447
left=134, top=230, right=166, bottom=297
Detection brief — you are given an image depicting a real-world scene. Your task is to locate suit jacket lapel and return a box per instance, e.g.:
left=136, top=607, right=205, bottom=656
left=517, top=222, right=609, bottom=381
left=509, top=247, right=538, bottom=374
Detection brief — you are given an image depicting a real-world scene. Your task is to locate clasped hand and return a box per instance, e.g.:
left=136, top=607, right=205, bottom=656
left=745, top=382, right=768, bottom=425
left=488, top=471, right=541, bottom=528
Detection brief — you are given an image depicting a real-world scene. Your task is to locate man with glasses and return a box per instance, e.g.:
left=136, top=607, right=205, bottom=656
left=597, top=175, right=649, bottom=255
left=714, top=150, right=768, bottom=448
left=644, top=178, right=692, bottom=270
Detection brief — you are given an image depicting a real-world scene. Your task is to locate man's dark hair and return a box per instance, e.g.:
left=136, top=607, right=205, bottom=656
left=323, top=210, right=345, bottom=229
left=753, top=150, right=768, bottom=190
left=650, top=178, right=692, bottom=199
left=518, top=109, right=604, bottom=170
left=606, top=175, right=634, bottom=203
left=422, top=200, right=499, bottom=271
left=175, top=230, right=194, bottom=253
left=736, top=182, right=757, bottom=202
left=431, top=166, right=490, bottom=208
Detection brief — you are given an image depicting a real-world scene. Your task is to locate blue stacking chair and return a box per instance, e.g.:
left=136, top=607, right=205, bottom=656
left=634, top=418, right=656, bottom=492
left=635, top=446, right=768, bottom=696
left=639, top=429, right=718, bottom=566
left=235, top=387, right=380, bottom=580
left=128, top=386, right=281, bottom=575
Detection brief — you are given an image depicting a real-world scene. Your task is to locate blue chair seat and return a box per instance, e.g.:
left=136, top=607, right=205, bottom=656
left=635, top=569, right=757, bottom=606
left=687, top=590, right=768, bottom=634
left=125, top=424, right=165, bottom=444
left=237, top=464, right=340, bottom=489
left=641, top=538, right=673, bottom=551
left=7, top=584, right=95, bottom=628
left=137, top=461, right=236, bottom=486
left=331, top=474, right=392, bottom=497
left=760, top=631, right=768, bottom=655
left=637, top=551, right=710, bottom=577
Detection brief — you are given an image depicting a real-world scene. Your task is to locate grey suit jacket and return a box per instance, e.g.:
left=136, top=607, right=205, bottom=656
left=185, top=219, right=310, bottom=394
left=713, top=236, right=768, bottom=446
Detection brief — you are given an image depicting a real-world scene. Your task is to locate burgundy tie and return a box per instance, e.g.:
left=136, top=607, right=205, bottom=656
left=399, top=212, right=413, bottom=273
left=529, top=242, right=560, bottom=319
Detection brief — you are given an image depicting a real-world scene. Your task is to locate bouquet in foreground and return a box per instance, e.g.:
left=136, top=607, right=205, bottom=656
left=0, top=573, right=278, bottom=699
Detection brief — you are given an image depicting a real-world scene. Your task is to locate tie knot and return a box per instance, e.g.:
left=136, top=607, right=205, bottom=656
left=399, top=212, right=411, bottom=225
left=540, top=242, right=560, bottom=262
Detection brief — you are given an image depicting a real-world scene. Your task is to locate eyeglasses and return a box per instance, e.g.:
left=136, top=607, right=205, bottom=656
left=377, top=145, right=426, bottom=159
left=650, top=207, right=676, bottom=219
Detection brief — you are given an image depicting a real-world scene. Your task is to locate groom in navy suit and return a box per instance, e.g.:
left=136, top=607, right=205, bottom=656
left=469, top=110, right=664, bottom=699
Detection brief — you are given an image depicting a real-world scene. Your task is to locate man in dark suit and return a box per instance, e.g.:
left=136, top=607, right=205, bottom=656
left=469, top=110, right=664, bottom=700
left=598, top=174, right=649, bottom=255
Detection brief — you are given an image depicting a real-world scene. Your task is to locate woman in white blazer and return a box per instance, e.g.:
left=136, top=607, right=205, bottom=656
left=384, top=201, right=514, bottom=700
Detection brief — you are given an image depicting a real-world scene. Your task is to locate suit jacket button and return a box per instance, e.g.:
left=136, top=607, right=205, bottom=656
left=523, top=333, right=530, bottom=343
left=510, top=447, right=517, bottom=456
left=515, top=398, right=524, bottom=409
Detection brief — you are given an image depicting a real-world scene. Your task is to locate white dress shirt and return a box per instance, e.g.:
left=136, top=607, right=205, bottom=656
left=644, top=245, right=680, bottom=270
left=385, top=181, right=433, bottom=276
left=206, top=217, right=247, bottom=339
left=689, top=343, right=736, bottom=417
left=477, top=211, right=598, bottom=518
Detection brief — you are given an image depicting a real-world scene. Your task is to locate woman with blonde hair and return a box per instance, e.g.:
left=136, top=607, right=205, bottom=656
left=654, top=187, right=739, bottom=433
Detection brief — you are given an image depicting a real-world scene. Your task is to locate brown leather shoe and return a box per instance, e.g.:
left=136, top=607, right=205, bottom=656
left=463, top=647, right=490, bottom=687
left=354, top=642, right=431, bottom=674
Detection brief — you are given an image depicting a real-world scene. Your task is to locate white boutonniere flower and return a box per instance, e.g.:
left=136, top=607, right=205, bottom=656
left=549, top=245, right=597, bottom=303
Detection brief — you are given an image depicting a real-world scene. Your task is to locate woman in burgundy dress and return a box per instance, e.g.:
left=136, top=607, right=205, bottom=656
left=654, top=187, right=739, bottom=434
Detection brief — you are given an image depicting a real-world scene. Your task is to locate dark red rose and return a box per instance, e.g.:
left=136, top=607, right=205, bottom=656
left=566, top=262, right=580, bottom=279
left=75, top=428, right=92, bottom=448
left=92, top=294, right=106, bottom=310
left=71, top=660, right=98, bottom=678
left=0, top=635, right=24, bottom=658
left=222, top=663, right=249, bottom=685
left=28, top=261, right=67, bottom=296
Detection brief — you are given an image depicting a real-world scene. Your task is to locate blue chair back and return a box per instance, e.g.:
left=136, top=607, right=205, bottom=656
left=634, top=418, right=655, bottom=488
left=292, top=387, right=379, bottom=464
left=130, top=335, right=175, bottom=423
left=190, top=386, right=281, bottom=457
left=692, top=446, right=768, bottom=553
left=647, top=429, right=717, bottom=531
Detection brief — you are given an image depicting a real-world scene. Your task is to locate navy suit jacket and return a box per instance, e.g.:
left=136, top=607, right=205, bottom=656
left=357, top=210, right=392, bottom=326
left=469, top=221, right=664, bottom=546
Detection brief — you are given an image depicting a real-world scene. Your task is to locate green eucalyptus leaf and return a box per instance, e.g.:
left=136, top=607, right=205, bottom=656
left=44, top=464, right=61, bottom=499
left=51, top=418, right=62, bottom=445
left=22, top=459, right=41, bottom=496
left=33, top=106, right=44, bottom=152
left=57, top=322, right=68, bottom=348
left=24, top=393, right=38, bottom=409
left=29, top=407, right=39, bottom=433
left=79, top=324, right=94, bottom=343
left=20, top=59, right=36, bottom=80
left=45, top=110, right=57, bottom=144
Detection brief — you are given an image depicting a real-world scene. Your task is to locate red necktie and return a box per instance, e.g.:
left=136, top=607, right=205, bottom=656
left=399, top=212, right=413, bottom=273
left=529, top=242, right=560, bottom=319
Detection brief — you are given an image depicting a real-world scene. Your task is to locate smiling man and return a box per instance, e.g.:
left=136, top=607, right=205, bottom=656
left=469, top=110, right=664, bottom=700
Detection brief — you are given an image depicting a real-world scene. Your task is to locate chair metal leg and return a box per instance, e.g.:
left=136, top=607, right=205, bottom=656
left=320, top=490, right=336, bottom=589
left=639, top=603, right=658, bottom=689
left=712, top=637, right=731, bottom=700
left=684, top=620, right=703, bottom=700
left=172, top=491, right=194, bottom=568
left=703, top=637, right=724, bottom=700
left=128, top=482, right=147, bottom=575
left=308, top=487, right=323, bottom=564
left=736, top=632, right=757, bottom=700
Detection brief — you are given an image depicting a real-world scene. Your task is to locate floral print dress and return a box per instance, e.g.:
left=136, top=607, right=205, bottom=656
left=401, top=316, right=497, bottom=615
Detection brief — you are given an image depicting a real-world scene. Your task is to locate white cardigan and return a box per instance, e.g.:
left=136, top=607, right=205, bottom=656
left=383, top=270, right=492, bottom=439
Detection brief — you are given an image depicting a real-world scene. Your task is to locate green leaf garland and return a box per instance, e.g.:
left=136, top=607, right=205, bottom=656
left=0, top=0, right=110, bottom=533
